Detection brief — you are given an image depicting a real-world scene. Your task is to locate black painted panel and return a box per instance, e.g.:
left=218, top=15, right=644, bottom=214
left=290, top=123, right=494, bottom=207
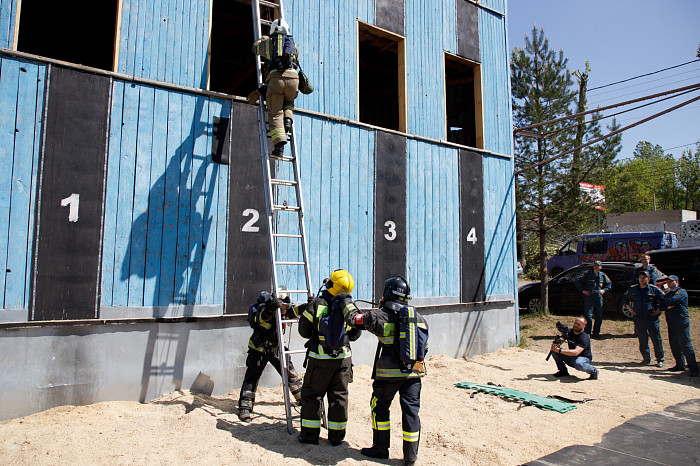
left=460, top=149, right=485, bottom=302
left=226, top=102, right=270, bottom=312
left=457, top=0, right=480, bottom=62
left=373, top=131, right=407, bottom=302
left=375, top=0, right=405, bottom=36
left=32, top=66, right=110, bottom=320
left=212, top=116, right=230, bottom=165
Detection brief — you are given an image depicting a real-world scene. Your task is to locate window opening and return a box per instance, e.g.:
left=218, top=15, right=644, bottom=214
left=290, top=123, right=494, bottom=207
left=358, top=22, right=406, bottom=132
left=210, top=0, right=274, bottom=96
left=445, top=53, right=483, bottom=148
left=16, top=0, right=119, bottom=72
left=582, top=239, right=607, bottom=255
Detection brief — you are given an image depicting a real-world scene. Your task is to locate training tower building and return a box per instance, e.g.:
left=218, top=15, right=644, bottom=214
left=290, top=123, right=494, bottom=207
left=0, top=0, right=516, bottom=420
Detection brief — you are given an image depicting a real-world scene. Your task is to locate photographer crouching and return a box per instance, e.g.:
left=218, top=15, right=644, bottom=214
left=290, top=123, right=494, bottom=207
left=550, top=317, right=600, bottom=380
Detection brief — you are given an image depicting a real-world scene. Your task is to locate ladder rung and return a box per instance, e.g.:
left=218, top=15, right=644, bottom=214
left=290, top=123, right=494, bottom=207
left=273, top=205, right=301, bottom=212
left=272, top=233, right=302, bottom=238
left=275, top=261, right=306, bottom=265
left=282, top=349, right=308, bottom=355
left=259, top=0, right=280, bottom=9
left=260, top=19, right=273, bottom=26
left=269, top=154, right=295, bottom=162
left=271, top=178, right=297, bottom=186
left=280, top=318, right=298, bottom=324
left=278, top=289, right=309, bottom=294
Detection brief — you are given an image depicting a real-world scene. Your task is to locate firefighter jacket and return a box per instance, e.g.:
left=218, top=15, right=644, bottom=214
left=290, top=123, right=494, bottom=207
left=348, top=301, right=428, bottom=379
left=248, top=301, right=290, bottom=353
left=252, top=35, right=299, bottom=80
left=623, top=284, right=665, bottom=319
left=295, top=291, right=361, bottom=361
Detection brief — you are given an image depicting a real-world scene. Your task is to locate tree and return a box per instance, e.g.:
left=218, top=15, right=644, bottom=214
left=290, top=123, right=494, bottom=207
left=512, top=26, right=575, bottom=312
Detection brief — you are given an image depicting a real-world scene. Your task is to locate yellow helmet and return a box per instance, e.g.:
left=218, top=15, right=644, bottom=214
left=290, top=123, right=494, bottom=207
left=326, top=269, right=354, bottom=295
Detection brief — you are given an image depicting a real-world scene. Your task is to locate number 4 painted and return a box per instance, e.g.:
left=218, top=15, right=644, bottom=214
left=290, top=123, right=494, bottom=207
left=467, top=227, right=477, bottom=244
left=60, top=193, right=80, bottom=222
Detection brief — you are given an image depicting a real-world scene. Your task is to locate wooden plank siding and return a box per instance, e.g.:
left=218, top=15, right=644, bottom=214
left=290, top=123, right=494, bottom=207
left=101, top=81, right=229, bottom=309
left=479, top=0, right=516, bottom=298
left=406, top=139, right=460, bottom=299
left=117, top=0, right=210, bottom=88
left=0, top=0, right=516, bottom=318
left=0, top=57, right=45, bottom=311
left=0, top=0, right=17, bottom=49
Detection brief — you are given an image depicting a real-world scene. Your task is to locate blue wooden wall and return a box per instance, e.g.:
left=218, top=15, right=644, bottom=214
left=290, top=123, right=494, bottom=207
left=0, top=56, right=45, bottom=312
left=0, top=0, right=517, bottom=317
left=0, top=0, right=18, bottom=49
left=480, top=0, right=516, bottom=298
left=406, top=140, right=460, bottom=298
left=102, top=81, right=229, bottom=308
left=117, top=0, right=210, bottom=88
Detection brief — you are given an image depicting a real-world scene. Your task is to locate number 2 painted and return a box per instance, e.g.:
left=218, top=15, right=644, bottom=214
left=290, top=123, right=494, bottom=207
left=60, top=193, right=80, bottom=222
left=242, top=208, right=260, bottom=232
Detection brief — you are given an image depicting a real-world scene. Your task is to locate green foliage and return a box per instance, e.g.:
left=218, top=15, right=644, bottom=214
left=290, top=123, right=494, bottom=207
left=604, top=141, right=700, bottom=213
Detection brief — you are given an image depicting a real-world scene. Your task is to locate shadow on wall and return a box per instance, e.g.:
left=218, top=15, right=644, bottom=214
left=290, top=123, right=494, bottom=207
left=115, top=68, right=224, bottom=402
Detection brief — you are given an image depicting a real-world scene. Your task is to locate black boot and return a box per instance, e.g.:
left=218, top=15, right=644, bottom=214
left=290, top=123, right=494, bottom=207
left=361, top=445, right=389, bottom=459
left=284, top=117, right=293, bottom=134
left=238, top=408, right=251, bottom=422
left=271, top=142, right=286, bottom=157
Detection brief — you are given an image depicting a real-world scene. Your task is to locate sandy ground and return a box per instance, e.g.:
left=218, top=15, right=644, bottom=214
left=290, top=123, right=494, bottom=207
left=1, top=313, right=699, bottom=465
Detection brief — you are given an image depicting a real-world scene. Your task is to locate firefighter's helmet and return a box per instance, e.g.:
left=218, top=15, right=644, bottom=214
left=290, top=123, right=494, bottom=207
left=326, top=269, right=354, bottom=296
left=270, top=19, right=289, bottom=35
left=382, top=276, right=411, bottom=304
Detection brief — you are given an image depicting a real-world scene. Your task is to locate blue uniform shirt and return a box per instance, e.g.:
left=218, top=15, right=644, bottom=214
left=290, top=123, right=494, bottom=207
left=634, top=264, right=658, bottom=286
left=575, top=269, right=612, bottom=294
left=661, top=287, right=689, bottom=324
left=623, top=284, right=664, bottom=318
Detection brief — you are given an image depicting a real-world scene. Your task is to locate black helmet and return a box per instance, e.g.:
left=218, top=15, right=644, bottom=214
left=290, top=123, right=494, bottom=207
left=382, top=276, right=411, bottom=304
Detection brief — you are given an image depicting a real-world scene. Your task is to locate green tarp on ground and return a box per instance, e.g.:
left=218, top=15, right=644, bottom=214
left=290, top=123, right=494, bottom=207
left=455, top=382, right=577, bottom=413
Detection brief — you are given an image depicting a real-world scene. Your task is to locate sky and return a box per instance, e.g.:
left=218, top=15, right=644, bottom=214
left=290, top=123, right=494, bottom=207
left=506, top=0, right=700, bottom=161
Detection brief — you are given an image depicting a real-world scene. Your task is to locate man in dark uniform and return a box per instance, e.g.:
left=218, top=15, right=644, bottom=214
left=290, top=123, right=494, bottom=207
left=346, top=276, right=428, bottom=466
left=550, top=317, right=599, bottom=379
left=660, top=275, right=699, bottom=377
left=294, top=269, right=361, bottom=446
left=238, top=291, right=303, bottom=422
left=635, top=253, right=659, bottom=286
left=623, top=270, right=665, bottom=367
left=575, top=260, right=612, bottom=339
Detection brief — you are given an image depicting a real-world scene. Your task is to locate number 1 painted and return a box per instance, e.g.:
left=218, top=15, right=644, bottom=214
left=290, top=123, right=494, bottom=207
left=60, top=193, right=80, bottom=222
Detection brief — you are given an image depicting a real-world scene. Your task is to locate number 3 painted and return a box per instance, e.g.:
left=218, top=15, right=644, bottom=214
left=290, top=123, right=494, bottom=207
left=384, top=220, right=396, bottom=241
left=467, top=227, right=477, bottom=244
left=60, top=193, right=80, bottom=222
left=242, top=208, right=260, bottom=232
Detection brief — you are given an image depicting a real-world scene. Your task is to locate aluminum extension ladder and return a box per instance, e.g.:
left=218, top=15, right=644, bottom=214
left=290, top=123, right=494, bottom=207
left=251, top=0, right=314, bottom=435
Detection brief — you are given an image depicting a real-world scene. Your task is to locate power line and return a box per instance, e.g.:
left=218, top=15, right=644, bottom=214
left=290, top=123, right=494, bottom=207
left=589, top=74, right=700, bottom=106
left=587, top=67, right=700, bottom=98
left=588, top=59, right=700, bottom=91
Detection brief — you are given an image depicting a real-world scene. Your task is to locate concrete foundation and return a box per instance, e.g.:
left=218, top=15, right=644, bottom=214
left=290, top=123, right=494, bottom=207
left=0, top=301, right=516, bottom=421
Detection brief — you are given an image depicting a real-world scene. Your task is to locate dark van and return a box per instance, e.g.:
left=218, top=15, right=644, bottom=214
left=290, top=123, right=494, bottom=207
left=647, top=246, right=700, bottom=298
left=547, top=231, right=679, bottom=276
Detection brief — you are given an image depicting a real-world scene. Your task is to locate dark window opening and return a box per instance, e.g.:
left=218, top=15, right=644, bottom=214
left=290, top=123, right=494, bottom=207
left=582, top=239, right=607, bottom=255
left=210, top=0, right=273, bottom=97
left=17, top=0, right=118, bottom=72
left=358, top=23, right=404, bottom=132
left=445, top=55, right=479, bottom=146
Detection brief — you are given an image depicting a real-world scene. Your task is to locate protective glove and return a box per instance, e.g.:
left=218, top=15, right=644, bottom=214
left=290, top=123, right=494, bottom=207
left=246, top=88, right=261, bottom=105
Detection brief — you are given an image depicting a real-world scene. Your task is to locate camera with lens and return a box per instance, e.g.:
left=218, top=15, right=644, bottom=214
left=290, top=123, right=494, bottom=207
left=546, top=321, right=571, bottom=361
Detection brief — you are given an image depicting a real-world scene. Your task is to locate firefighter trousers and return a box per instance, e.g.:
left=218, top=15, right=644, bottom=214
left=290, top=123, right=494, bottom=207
left=266, top=71, right=298, bottom=146
left=370, top=377, right=421, bottom=462
left=300, top=357, right=352, bottom=444
left=238, top=347, right=302, bottom=410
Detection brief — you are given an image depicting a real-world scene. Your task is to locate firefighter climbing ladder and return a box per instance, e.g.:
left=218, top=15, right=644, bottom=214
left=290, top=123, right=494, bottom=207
left=251, top=0, right=314, bottom=435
